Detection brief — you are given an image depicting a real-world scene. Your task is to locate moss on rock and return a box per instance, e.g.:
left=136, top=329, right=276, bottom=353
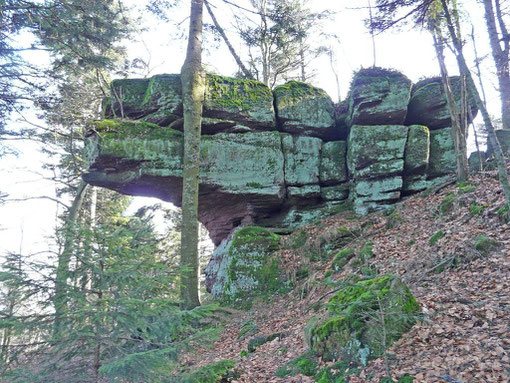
left=206, top=226, right=283, bottom=304
left=347, top=67, right=412, bottom=126
left=404, top=125, right=430, bottom=176
left=274, top=81, right=336, bottom=140
left=310, top=275, right=419, bottom=365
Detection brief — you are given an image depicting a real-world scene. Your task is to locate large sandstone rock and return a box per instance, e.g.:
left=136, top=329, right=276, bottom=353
left=406, top=77, right=478, bottom=129
left=105, top=73, right=276, bottom=134
left=204, top=226, right=282, bottom=303
left=347, top=125, right=409, bottom=179
left=310, top=275, right=420, bottom=365
left=320, top=141, right=348, bottom=185
left=404, top=125, right=430, bottom=176
left=274, top=81, right=338, bottom=140
left=428, top=127, right=456, bottom=178
left=282, top=135, right=322, bottom=186
left=84, top=120, right=285, bottom=245
left=347, top=68, right=412, bottom=126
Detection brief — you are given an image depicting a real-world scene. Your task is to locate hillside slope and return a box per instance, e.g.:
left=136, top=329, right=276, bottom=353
left=185, top=170, right=509, bottom=383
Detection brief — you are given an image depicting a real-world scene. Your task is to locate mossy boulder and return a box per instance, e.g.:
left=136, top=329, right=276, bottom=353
left=204, top=74, right=276, bottom=130
left=347, top=125, right=409, bottom=179
left=347, top=68, right=412, bottom=126
left=282, top=134, right=322, bottom=186
left=320, top=141, right=348, bottom=185
left=404, top=125, right=430, bottom=176
left=495, top=129, right=510, bottom=154
left=310, top=275, right=420, bottom=365
left=428, top=127, right=457, bottom=178
left=468, top=151, right=485, bottom=173
left=204, top=226, right=283, bottom=303
left=105, top=73, right=276, bottom=133
left=274, top=81, right=337, bottom=140
left=405, top=77, right=478, bottom=129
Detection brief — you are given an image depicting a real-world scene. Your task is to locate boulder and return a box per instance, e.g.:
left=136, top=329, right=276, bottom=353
left=204, top=226, right=282, bottom=303
left=496, top=129, right=510, bottom=154
left=347, top=125, right=409, bottom=179
left=468, top=151, right=485, bottom=173
left=84, top=120, right=285, bottom=245
left=282, top=135, right=322, bottom=186
left=274, top=81, right=337, bottom=140
left=204, top=74, right=276, bottom=130
left=428, top=127, right=456, bottom=178
left=347, top=68, right=412, bottom=126
left=406, top=77, right=478, bottom=129
left=310, top=275, right=420, bottom=365
left=404, top=125, right=430, bottom=176
left=105, top=73, right=276, bottom=133
left=320, top=141, right=348, bottom=185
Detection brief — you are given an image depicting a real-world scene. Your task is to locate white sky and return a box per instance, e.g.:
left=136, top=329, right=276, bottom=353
left=0, top=0, right=503, bottom=257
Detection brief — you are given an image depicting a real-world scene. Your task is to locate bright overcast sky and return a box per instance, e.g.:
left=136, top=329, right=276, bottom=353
left=0, top=0, right=502, bottom=256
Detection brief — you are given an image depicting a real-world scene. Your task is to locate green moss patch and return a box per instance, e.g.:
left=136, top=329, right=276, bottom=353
left=429, top=230, right=445, bottom=245
left=179, top=360, right=236, bottom=383
left=474, top=236, right=501, bottom=256
left=275, top=351, right=318, bottom=378
left=310, top=275, right=419, bottom=365
left=333, top=248, right=356, bottom=272
left=91, top=119, right=182, bottom=141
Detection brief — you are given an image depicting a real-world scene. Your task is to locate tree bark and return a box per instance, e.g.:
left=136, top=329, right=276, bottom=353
left=432, top=30, right=468, bottom=182
left=483, top=0, right=510, bottom=131
left=180, top=0, right=205, bottom=310
left=440, top=0, right=510, bottom=207
left=54, top=181, right=89, bottom=336
left=204, top=0, right=254, bottom=80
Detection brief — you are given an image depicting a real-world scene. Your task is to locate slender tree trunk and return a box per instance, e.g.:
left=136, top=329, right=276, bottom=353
left=328, top=48, right=341, bottom=103
left=432, top=31, right=468, bottom=182
left=54, top=181, right=89, bottom=336
left=440, top=0, right=510, bottom=207
left=299, top=40, right=306, bottom=82
left=368, top=0, right=377, bottom=67
left=180, top=0, right=205, bottom=310
left=483, top=0, right=510, bottom=131
left=204, top=0, right=254, bottom=80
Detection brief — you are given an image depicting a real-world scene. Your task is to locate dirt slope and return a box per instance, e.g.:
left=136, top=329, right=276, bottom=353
left=187, top=171, right=509, bottom=383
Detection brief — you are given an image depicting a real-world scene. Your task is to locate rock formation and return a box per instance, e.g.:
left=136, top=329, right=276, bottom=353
left=83, top=67, right=477, bottom=297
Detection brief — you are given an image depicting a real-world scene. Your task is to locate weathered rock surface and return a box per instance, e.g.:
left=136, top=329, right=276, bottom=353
left=310, top=275, right=420, bottom=365
left=406, top=77, right=478, bottom=129
left=428, top=127, right=457, bottom=178
left=348, top=125, right=409, bottom=179
left=274, top=81, right=338, bottom=140
left=282, top=135, right=322, bottom=186
left=204, top=226, right=282, bottom=302
left=106, top=74, right=276, bottom=134
left=85, top=69, right=464, bottom=299
left=320, top=141, right=348, bottom=185
left=347, top=68, right=412, bottom=126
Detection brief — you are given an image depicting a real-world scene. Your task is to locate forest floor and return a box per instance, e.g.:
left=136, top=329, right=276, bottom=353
left=184, top=170, right=509, bottom=383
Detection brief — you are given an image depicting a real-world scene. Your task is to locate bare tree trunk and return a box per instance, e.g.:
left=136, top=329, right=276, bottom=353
left=328, top=47, right=341, bottom=103
left=432, top=31, right=468, bottom=182
left=368, top=0, right=377, bottom=67
left=483, top=0, right=510, bottom=131
left=440, top=0, right=510, bottom=207
left=180, top=0, right=205, bottom=310
left=204, top=0, right=254, bottom=80
left=54, top=181, right=89, bottom=336
left=299, top=40, right=306, bottom=82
